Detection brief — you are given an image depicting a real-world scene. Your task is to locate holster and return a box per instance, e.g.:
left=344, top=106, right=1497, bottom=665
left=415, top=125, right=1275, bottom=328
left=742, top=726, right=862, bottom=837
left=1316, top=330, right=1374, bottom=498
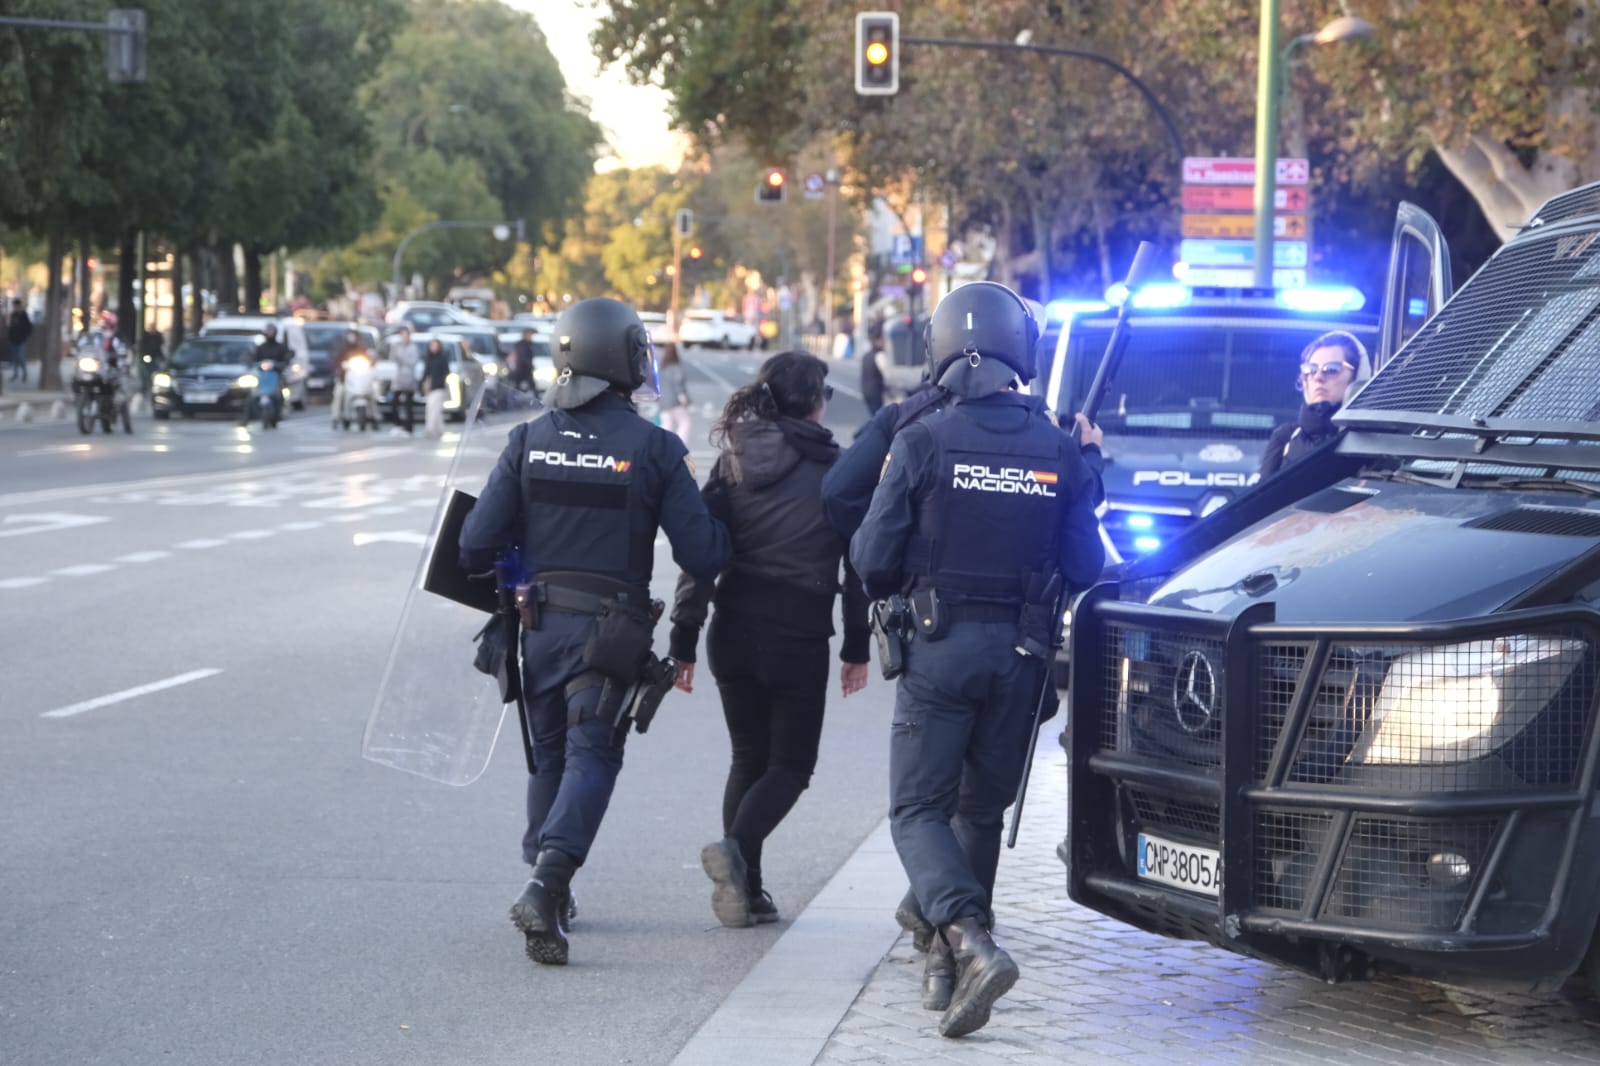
left=1015, top=569, right=1065, bottom=661
left=514, top=583, right=541, bottom=630
left=579, top=599, right=660, bottom=682
left=471, top=612, right=519, bottom=703
left=870, top=595, right=911, bottom=681
left=909, top=587, right=948, bottom=642
left=627, top=654, right=678, bottom=734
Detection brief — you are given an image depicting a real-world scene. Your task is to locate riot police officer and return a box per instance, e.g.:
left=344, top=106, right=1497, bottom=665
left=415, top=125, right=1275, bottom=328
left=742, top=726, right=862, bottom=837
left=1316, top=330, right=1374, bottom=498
left=458, top=297, right=730, bottom=966
left=851, top=281, right=1104, bottom=1038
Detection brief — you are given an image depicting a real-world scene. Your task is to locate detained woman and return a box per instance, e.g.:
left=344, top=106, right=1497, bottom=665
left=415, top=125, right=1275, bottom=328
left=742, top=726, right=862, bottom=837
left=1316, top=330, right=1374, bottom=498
left=670, top=350, right=871, bottom=927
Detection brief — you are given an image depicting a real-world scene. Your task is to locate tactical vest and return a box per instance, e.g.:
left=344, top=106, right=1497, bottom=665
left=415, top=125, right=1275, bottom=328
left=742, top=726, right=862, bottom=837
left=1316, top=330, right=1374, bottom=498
left=518, top=408, right=661, bottom=588
left=904, top=403, right=1068, bottom=605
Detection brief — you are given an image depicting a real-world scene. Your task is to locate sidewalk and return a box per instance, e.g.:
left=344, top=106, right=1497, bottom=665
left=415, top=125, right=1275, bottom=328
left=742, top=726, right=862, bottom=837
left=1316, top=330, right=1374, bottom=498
left=0, top=359, right=73, bottom=419
left=676, top=741, right=1600, bottom=1066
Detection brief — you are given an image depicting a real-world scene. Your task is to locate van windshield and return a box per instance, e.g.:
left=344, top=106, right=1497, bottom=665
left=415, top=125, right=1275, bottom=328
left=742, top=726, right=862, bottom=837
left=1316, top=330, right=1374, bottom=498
left=1059, top=319, right=1350, bottom=437
left=171, top=340, right=255, bottom=368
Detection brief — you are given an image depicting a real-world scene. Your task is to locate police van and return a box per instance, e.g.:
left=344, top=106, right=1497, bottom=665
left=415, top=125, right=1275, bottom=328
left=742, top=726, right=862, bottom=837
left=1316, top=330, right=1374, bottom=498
left=1039, top=284, right=1379, bottom=560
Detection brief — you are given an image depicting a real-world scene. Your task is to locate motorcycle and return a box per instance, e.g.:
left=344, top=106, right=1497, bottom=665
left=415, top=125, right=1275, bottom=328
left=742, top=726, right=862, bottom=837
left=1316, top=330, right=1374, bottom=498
left=73, top=342, right=132, bottom=436
left=340, top=354, right=377, bottom=431
left=243, top=360, right=285, bottom=429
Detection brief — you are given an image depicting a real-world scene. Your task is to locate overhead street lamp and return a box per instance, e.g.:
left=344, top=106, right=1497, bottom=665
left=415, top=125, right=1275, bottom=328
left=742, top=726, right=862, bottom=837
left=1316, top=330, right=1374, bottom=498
left=1250, top=13, right=1375, bottom=285
left=391, top=218, right=524, bottom=298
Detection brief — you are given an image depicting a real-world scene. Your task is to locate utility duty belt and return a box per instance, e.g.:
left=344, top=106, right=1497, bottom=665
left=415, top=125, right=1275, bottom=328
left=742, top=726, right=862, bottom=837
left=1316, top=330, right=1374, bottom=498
left=514, top=570, right=649, bottom=629
left=871, top=572, right=1066, bottom=680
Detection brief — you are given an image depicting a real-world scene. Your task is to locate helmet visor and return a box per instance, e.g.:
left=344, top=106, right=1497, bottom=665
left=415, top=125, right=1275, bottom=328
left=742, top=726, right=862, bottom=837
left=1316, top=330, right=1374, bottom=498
left=631, top=334, right=661, bottom=402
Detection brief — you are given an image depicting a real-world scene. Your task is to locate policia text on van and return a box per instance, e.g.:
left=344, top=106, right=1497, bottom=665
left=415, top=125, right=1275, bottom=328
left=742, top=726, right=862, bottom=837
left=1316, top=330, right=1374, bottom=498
left=1062, top=182, right=1600, bottom=999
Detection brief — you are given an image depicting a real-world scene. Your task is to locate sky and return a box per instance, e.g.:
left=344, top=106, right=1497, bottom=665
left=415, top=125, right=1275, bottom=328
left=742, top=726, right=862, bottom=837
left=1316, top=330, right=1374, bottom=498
left=516, top=0, right=686, bottom=172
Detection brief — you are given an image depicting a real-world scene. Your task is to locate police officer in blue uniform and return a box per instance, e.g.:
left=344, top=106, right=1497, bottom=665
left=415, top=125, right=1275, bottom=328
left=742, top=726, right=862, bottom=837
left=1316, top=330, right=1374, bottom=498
left=459, top=297, right=730, bottom=966
left=851, top=281, right=1104, bottom=1037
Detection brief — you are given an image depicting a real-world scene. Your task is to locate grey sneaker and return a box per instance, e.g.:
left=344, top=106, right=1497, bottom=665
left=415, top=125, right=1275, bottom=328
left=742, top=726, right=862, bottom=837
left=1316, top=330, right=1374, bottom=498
left=749, top=889, right=779, bottom=925
left=700, top=837, right=752, bottom=928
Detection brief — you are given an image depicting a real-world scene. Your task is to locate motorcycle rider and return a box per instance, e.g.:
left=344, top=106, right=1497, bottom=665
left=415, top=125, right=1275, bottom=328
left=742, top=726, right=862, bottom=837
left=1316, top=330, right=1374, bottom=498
left=247, top=325, right=292, bottom=426
left=457, top=297, right=730, bottom=966
left=331, top=329, right=367, bottom=429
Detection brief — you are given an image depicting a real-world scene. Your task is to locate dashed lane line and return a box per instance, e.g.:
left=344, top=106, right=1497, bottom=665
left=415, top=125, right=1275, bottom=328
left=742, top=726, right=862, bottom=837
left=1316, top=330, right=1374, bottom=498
left=277, top=520, right=323, bottom=531
left=51, top=563, right=116, bottom=578
left=41, top=668, right=224, bottom=719
left=175, top=538, right=228, bottom=550
left=0, top=576, right=48, bottom=590
left=116, top=551, right=171, bottom=564
left=228, top=529, right=276, bottom=540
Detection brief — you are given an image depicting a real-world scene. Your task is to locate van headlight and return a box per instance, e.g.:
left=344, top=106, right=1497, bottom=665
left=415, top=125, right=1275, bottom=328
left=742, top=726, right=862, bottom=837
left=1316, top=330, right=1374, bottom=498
left=1351, top=636, right=1586, bottom=765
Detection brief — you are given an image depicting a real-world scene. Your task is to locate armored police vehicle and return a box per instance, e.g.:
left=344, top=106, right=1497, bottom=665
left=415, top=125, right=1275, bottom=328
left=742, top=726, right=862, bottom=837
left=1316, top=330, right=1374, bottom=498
left=1041, top=285, right=1379, bottom=560
left=1064, top=187, right=1600, bottom=998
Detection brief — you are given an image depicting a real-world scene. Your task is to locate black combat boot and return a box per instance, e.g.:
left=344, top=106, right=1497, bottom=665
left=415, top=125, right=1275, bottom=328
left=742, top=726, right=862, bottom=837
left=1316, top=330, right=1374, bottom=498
left=894, top=886, right=935, bottom=953
left=921, top=934, right=956, bottom=1011
left=700, top=836, right=752, bottom=928
left=937, top=916, right=1018, bottom=1038
left=510, top=848, right=576, bottom=966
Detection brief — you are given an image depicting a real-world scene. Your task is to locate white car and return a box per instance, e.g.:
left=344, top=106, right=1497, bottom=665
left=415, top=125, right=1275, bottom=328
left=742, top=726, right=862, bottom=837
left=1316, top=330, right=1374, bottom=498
left=678, top=309, right=758, bottom=350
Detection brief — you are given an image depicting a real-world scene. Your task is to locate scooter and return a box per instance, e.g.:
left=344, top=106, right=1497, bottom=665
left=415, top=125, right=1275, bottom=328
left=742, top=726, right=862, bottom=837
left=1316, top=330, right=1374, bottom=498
left=340, top=354, right=377, bottom=431
left=243, top=359, right=284, bottom=429
left=73, top=341, right=132, bottom=435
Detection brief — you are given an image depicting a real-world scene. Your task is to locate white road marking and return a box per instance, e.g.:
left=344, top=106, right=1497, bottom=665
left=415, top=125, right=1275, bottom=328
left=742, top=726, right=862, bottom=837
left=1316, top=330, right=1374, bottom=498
left=329, top=512, right=370, bottom=523
left=41, top=668, right=224, bottom=719
left=352, top=531, right=428, bottom=547
left=175, top=538, right=227, bottom=549
left=0, top=512, right=110, bottom=540
left=690, top=359, right=744, bottom=393
left=828, top=379, right=863, bottom=400
left=0, top=576, right=49, bottom=590
left=52, top=563, right=116, bottom=578
left=367, top=505, right=406, bottom=515
left=229, top=529, right=275, bottom=540
left=278, top=520, right=323, bottom=531
left=116, top=550, right=171, bottom=564
left=17, top=443, right=94, bottom=458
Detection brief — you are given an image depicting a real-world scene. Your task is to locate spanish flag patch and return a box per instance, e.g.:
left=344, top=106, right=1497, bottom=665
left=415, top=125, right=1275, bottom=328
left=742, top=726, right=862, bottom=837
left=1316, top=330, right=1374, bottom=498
left=1031, top=470, right=1059, bottom=485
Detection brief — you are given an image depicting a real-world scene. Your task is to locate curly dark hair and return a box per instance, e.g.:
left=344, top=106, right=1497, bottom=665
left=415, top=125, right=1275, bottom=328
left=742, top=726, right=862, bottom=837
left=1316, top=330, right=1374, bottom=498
left=710, top=350, right=829, bottom=449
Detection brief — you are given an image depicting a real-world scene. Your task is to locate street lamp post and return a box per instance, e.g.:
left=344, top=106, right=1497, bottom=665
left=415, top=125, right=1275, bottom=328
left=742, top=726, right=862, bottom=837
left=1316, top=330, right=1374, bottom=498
left=390, top=218, right=523, bottom=299
left=1251, top=15, right=1375, bottom=285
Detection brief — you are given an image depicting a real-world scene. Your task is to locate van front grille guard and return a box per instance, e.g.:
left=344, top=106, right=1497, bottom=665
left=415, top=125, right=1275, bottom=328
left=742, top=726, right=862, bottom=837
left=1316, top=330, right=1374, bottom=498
left=1066, top=586, right=1600, bottom=978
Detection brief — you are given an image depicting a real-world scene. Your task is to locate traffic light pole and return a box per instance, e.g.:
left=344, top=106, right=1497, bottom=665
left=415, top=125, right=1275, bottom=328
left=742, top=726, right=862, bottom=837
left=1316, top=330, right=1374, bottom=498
left=670, top=229, right=683, bottom=338
left=1250, top=0, right=1282, bottom=287
left=898, top=35, right=1185, bottom=164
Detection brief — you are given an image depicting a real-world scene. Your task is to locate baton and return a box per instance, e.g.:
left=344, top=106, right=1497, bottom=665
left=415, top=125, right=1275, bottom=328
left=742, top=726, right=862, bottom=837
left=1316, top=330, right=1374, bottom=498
left=1072, top=240, right=1159, bottom=440
left=1011, top=244, right=1160, bottom=846
left=494, top=566, right=536, bottom=776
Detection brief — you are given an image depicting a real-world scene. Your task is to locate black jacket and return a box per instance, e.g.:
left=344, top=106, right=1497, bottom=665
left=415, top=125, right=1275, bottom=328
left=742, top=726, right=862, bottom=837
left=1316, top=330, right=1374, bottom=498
left=420, top=349, right=452, bottom=393
left=7, top=309, right=32, bottom=345
left=1260, top=401, right=1340, bottom=477
left=671, top=416, right=871, bottom=664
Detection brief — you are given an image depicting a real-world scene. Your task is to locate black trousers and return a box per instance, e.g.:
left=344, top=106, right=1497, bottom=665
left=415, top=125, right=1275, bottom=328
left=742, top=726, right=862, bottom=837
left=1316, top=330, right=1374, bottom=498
left=705, top=610, right=830, bottom=882
left=390, top=389, right=415, bottom=433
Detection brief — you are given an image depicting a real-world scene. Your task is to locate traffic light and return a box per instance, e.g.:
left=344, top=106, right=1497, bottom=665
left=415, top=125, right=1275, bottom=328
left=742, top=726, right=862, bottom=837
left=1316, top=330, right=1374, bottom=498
left=909, top=266, right=927, bottom=291
left=688, top=245, right=703, bottom=260
left=855, top=12, right=899, bottom=96
left=756, top=169, right=786, bottom=204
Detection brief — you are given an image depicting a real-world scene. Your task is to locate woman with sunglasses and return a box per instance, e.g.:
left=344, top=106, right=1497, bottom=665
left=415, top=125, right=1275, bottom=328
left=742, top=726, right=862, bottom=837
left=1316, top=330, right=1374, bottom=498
left=1259, top=330, right=1371, bottom=477
left=669, top=350, right=871, bottom=927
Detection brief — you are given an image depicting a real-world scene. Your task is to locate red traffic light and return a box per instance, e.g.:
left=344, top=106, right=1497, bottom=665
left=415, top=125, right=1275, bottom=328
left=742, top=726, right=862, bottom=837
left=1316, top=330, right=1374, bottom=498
left=766, top=170, right=785, bottom=187
left=757, top=169, right=787, bottom=203
left=910, top=267, right=928, bottom=285
left=688, top=245, right=703, bottom=259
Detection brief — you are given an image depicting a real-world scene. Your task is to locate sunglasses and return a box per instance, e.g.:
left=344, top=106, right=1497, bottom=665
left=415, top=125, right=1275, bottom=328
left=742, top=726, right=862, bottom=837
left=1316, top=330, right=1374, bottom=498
left=820, top=384, right=834, bottom=401
left=1300, top=361, right=1353, bottom=380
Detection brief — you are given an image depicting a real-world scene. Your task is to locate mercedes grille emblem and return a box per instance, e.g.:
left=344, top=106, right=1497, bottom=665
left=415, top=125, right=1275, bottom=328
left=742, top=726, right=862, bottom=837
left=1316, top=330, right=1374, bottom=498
left=1172, top=650, right=1218, bottom=734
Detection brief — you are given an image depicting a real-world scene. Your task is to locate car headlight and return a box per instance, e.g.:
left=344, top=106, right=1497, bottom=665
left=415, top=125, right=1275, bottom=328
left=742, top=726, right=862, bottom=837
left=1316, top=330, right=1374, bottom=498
left=153, top=372, right=172, bottom=389
left=78, top=356, right=101, bottom=374
left=237, top=373, right=259, bottom=388
left=1351, top=635, right=1586, bottom=765
left=534, top=365, right=557, bottom=384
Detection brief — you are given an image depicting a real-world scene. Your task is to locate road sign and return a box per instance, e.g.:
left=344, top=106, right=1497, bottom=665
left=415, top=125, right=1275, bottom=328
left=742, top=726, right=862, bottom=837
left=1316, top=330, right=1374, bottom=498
left=1180, top=238, right=1309, bottom=268
left=1181, top=266, right=1308, bottom=289
left=939, top=248, right=958, bottom=270
left=890, top=234, right=923, bottom=266
left=1182, top=157, right=1310, bottom=186
left=803, top=173, right=825, bottom=201
left=1182, top=214, right=1309, bottom=240
left=1181, top=185, right=1308, bottom=213
left=675, top=208, right=694, bottom=238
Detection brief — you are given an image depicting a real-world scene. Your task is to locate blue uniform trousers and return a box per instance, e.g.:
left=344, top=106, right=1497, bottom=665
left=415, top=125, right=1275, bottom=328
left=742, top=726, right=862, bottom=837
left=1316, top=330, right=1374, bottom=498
left=889, top=621, right=1045, bottom=927
left=518, top=609, right=628, bottom=867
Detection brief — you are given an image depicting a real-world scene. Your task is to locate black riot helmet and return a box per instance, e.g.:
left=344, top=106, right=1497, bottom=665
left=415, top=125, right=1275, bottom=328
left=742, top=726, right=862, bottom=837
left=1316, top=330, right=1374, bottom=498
left=548, top=297, right=659, bottom=409
left=923, top=281, right=1040, bottom=386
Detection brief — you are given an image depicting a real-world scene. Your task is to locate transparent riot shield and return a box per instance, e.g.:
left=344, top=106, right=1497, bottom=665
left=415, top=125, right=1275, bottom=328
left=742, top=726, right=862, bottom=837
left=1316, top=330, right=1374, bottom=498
left=362, top=380, right=546, bottom=786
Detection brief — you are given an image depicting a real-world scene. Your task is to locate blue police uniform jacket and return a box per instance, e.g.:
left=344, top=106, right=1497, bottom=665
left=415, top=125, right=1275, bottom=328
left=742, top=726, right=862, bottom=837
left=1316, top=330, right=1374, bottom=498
left=458, top=391, right=729, bottom=587
left=851, top=390, right=1104, bottom=603
left=821, top=386, right=947, bottom=540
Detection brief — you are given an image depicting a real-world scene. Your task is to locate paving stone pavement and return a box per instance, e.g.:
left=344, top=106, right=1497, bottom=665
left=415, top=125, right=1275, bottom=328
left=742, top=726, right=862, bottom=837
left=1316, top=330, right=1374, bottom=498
left=814, top=743, right=1600, bottom=1065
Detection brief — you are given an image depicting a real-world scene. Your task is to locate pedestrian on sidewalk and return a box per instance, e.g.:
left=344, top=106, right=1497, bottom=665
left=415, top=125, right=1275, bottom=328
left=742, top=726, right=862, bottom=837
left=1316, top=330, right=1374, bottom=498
left=387, top=327, right=419, bottom=434
left=851, top=282, right=1103, bottom=1039
left=669, top=351, right=871, bottom=929
left=420, top=337, right=450, bottom=439
left=657, top=342, right=692, bottom=446
left=8, top=299, right=33, bottom=382
left=859, top=322, right=885, bottom=415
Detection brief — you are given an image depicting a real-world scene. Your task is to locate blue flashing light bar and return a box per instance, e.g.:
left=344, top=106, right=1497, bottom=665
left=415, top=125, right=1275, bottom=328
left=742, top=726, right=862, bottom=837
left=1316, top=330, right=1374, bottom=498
left=1133, top=536, right=1163, bottom=553
left=1125, top=513, right=1155, bottom=530
left=1276, top=285, right=1367, bottom=313
left=1105, top=282, right=1191, bottom=310
left=1046, top=299, right=1111, bottom=322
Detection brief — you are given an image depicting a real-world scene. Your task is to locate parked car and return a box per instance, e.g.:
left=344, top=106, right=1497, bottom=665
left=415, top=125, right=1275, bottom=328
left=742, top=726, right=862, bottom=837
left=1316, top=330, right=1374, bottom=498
left=198, top=314, right=310, bottom=408
left=376, top=333, right=484, bottom=423
left=385, top=301, right=488, bottom=332
left=436, top=325, right=510, bottom=407
left=638, top=311, right=672, bottom=346
left=152, top=336, right=272, bottom=420
left=678, top=309, right=758, bottom=350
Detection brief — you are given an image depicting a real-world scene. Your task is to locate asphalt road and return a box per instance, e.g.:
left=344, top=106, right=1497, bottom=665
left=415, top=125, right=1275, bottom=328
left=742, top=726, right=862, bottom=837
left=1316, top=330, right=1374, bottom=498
left=0, top=348, right=891, bottom=1066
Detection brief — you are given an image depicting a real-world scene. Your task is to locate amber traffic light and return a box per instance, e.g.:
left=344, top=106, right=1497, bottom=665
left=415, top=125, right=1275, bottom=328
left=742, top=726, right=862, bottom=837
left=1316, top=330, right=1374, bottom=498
left=855, top=12, right=899, bottom=96
left=756, top=168, right=787, bottom=203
